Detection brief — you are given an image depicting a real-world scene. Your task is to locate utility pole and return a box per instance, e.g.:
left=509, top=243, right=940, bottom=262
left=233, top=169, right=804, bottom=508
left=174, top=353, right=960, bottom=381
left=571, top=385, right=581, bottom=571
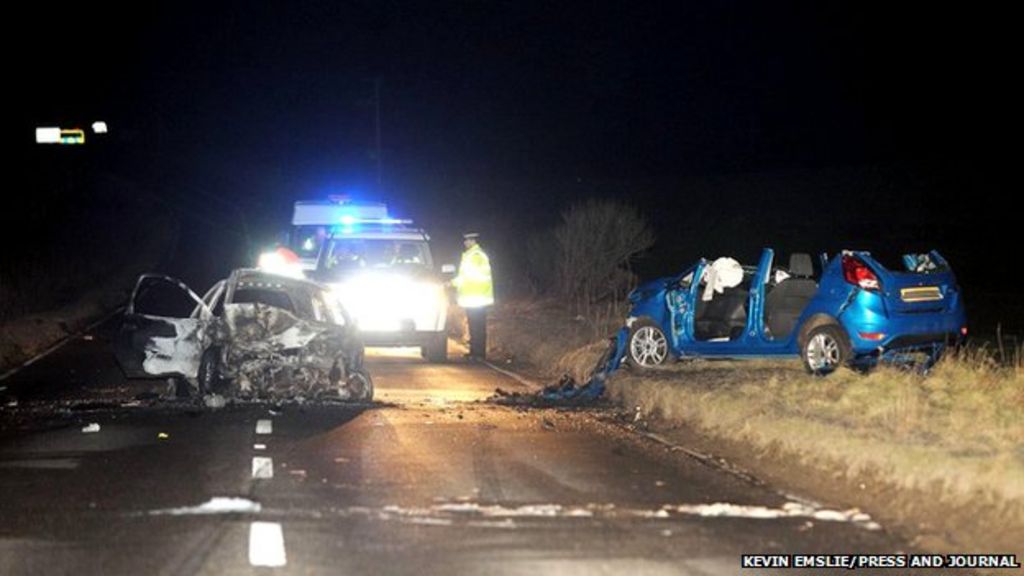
left=374, top=77, right=382, bottom=192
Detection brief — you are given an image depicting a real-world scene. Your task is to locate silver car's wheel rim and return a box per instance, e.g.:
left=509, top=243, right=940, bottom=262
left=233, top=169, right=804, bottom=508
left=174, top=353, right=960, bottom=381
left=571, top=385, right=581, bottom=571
left=631, top=326, right=668, bottom=366
left=807, top=333, right=840, bottom=371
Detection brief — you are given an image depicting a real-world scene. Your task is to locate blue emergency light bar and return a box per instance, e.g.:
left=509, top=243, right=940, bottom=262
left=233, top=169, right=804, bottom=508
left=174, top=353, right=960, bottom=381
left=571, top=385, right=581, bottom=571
left=293, top=200, right=390, bottom=225
left=329, top=216, right=415, bottom=236
left=339, top=216, right=412, bottom=226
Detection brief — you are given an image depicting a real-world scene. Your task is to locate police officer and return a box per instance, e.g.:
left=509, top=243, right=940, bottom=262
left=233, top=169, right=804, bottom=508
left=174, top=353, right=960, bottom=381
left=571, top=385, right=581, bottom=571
left=452, top=232, right=493, bottom=359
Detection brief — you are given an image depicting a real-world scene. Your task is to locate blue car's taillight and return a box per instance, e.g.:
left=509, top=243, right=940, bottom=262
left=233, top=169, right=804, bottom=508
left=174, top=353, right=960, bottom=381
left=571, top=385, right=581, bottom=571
left=842, top=255, right=881, bottom=291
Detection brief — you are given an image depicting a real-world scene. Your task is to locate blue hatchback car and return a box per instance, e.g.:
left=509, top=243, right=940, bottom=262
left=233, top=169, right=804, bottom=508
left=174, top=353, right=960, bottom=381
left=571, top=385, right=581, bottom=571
left=624, top=249, right=967, bottom=373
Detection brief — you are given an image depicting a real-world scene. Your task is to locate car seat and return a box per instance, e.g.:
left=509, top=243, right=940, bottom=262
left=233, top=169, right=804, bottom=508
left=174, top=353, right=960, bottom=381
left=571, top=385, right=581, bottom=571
left=764, top=253, right=818, bottom=339
left=695, top=287, right=749, bottom=341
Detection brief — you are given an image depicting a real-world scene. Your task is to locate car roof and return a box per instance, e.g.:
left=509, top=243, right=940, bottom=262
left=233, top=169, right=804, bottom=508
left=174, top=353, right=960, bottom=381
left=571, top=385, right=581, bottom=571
left=228, top=268, right=329, bottom=292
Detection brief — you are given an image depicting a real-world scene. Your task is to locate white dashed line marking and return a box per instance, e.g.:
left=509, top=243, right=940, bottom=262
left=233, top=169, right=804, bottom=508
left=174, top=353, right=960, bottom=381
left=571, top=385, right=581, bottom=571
left=252, top=457, right=274, bottom=479
left=249, top=522, right=287, bottom=567
left=256, top=419, right=273, bottom=435
left=254, top=444, right=267, bottom=451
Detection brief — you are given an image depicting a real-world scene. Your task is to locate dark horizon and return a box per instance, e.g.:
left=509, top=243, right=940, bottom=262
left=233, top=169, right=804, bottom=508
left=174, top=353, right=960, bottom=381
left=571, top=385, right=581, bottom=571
left=9, top=2, right=1021, bottom=327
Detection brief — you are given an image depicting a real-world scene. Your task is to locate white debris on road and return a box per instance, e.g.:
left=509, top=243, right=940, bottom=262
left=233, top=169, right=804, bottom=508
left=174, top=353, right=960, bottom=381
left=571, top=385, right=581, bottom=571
left=666, top=502, right=882, bottom=529
left=149, top=497, right=262, bottom=516
left=372, top=500, right=881, bottom=530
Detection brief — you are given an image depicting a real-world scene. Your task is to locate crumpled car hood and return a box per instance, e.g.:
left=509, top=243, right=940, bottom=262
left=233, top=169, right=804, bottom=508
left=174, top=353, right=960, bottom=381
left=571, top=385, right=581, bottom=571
left=219, top=303, right=359, bottom=399
left=224, top=304, right=325, bottom=350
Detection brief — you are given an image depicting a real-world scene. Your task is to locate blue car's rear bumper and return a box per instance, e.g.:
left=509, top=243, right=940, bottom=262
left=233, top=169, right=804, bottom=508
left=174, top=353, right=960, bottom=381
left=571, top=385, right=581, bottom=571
left=841, top=292, right=966, bottom=356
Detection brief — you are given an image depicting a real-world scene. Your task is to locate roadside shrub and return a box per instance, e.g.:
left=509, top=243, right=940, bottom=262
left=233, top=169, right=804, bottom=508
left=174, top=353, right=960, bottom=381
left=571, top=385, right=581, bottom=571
left=553, top=199, right=654, bottom=314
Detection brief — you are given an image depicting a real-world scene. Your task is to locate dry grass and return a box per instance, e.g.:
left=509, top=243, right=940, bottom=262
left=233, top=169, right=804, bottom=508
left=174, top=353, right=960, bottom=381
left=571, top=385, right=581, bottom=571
left=487, top=300, right=1024, bottom=496
left=486, top=298, right=624, bottom=383
left=607, top=349, right=1024, bottom=541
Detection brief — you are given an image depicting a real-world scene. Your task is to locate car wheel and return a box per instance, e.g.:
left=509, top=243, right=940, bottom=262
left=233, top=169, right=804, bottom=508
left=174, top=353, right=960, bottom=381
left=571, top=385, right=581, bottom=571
left=347, top=369, right=374, bottom=401
left=802, top=325, right=852, bottom=375
left=422, top=333, right=448, bottom=363
left=198, top=348, right=225, bottom=395
left=627, top=319, right=672, bottom=368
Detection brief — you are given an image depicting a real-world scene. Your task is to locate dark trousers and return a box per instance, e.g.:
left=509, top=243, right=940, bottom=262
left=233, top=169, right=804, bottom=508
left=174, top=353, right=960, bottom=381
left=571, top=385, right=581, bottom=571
left=466, top=307, right=488, bottom=358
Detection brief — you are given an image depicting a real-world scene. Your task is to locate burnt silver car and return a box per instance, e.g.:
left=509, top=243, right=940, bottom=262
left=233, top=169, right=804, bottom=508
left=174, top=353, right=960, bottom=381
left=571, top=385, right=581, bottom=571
left=114, top=269, right=372, bottom=401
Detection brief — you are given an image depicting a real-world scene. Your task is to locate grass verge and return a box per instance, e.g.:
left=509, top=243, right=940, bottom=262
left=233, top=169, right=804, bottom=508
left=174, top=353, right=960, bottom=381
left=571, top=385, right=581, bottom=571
left=485, top=298, right=621, bottom=384
left=607, top=353, right=1024, bottom=559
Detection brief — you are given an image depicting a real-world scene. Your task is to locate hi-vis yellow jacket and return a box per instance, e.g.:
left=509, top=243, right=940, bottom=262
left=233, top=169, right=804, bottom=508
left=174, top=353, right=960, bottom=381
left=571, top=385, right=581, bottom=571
left=452, top=244, right=494, bottom=308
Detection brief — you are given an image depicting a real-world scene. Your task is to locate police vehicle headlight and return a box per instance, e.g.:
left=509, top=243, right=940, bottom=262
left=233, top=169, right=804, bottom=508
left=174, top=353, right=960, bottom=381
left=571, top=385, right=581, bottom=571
left=329, top=274, right=446, bottom=331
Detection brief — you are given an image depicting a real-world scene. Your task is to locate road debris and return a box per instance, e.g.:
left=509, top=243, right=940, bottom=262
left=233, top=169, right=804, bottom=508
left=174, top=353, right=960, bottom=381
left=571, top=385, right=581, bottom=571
left=488, top=331, right=627, bottom=407
left=81, top=422, right=101, bottom=433
left=369, top=500, right=881, bottom=530
left=149, top=497, right=262, bottom=516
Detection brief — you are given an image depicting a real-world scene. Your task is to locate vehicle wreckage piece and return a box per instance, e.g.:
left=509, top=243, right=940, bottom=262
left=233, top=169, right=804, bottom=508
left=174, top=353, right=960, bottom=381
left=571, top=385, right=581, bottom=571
left=540, top=329, right=628, bottom=401
left=114, top=269, right=372, bottom=401
left=491, top=329, right=628, bottom=405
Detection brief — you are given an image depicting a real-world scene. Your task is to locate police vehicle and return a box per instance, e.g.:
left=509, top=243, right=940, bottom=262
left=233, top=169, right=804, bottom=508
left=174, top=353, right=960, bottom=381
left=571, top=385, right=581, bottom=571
left=264, top=198, right=453, bottom=362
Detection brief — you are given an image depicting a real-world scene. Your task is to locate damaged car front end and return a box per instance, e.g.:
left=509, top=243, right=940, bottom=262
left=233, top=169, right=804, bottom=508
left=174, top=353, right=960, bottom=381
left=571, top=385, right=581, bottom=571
left=114, top=269, right=372, bottom=402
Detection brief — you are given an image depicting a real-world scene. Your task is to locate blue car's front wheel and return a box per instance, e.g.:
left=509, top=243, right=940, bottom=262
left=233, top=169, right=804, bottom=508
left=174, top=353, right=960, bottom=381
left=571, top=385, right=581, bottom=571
left=627, top=319, right=671, bottom=368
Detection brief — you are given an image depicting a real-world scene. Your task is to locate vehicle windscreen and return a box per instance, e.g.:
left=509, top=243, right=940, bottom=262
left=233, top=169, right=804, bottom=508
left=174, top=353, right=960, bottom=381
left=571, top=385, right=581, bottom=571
left=322, top=238, right=431, bottom=272
left=290, top=225, right=329, bottom=260
left=232, top=288, right=296, bottom=314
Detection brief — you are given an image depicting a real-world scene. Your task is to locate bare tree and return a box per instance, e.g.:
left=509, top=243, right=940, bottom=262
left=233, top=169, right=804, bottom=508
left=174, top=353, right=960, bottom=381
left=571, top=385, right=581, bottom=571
left=553, top=199, right=654, bottom=315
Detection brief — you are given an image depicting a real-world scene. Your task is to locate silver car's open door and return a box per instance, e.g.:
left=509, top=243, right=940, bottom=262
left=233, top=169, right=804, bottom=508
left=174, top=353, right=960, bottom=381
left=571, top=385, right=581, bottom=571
left=113, top=275, right=212, bottom=380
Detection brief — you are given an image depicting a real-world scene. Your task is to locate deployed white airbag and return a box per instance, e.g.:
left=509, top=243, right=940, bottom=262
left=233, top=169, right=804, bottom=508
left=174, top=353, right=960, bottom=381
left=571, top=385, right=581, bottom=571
left=702, top=257, right=744, bottom=302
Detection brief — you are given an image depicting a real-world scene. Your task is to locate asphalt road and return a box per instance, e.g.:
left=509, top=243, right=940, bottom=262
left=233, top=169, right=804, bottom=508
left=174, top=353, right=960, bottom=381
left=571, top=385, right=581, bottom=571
left=0, top=324, right=912, bottom=575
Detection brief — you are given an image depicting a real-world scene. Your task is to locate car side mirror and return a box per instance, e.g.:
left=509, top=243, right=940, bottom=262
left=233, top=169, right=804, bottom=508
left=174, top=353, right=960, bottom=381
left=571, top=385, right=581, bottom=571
left=441, top=264, right=456, bottom=275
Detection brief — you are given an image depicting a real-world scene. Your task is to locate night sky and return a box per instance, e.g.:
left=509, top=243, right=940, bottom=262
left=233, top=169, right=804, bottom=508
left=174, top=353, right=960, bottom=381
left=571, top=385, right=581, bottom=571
left=10, top=2, right=1020, bottom=322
